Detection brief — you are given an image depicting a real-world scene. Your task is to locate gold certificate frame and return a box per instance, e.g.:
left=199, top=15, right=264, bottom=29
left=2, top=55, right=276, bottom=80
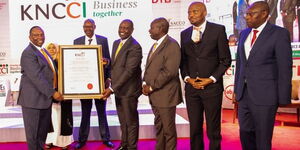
left=58, top=45, right=105, bottom=99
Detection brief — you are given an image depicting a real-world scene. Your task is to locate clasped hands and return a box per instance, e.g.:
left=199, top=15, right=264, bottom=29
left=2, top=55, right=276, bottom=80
left=142, top=84, right=152, bottom=96
left=187, top=77, right=213, bottom=90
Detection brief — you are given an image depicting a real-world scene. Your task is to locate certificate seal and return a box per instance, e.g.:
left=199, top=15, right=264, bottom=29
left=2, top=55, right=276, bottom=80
left=87, top=83, right=93, bottom=90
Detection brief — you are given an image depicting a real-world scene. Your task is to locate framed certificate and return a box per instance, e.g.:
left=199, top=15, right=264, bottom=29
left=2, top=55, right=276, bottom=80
left=58, top=45, right=105, bottom=99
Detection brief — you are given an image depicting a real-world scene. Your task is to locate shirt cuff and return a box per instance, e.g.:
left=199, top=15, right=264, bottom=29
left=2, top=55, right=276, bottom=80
left=209, top=76, right=217, bottom=83
left=184, top=76, right=190, bottom=83
left=109, top=87, right=114, bottom=93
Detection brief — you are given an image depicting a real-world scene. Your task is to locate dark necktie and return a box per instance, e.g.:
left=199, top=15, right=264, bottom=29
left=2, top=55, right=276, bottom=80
left=251, top=30, right=259, bottom=46
left=88, top=39, right=93, bottom=45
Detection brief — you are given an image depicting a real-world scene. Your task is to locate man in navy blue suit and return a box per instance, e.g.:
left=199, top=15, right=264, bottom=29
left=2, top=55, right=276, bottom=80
left=18, top=26, right=63, bottom=150
left=73, top=19, right=114, bottom=149
left=234, top=1, right=292, bottom=150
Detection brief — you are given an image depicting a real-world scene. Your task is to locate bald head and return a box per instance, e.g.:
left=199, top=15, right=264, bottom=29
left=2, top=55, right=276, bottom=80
left=188, top=2, right=207, bottom=26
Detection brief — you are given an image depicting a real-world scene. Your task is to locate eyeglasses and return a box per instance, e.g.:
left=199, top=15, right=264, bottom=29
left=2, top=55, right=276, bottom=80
left=244, top=10, right=266, bottom=17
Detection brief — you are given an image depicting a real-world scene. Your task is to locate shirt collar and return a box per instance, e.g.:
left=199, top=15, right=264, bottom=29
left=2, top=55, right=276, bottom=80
left=85, top=34, right=96, bottom=41
left=252, top=21, right=267, bottom=33
left=155, top=34, right=167, bottom=46
left=120, top=36, right=131, bottom=44
left=193, top=20, right=207, bottom=33
left=31, top=42, right=43, bottom=51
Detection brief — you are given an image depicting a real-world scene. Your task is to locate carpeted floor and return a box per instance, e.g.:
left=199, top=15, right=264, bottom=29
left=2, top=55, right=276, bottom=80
left=0, top=109, right=299, bottom=150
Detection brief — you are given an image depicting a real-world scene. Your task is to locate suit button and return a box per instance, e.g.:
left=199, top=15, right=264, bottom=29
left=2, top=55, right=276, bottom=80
left=196, top=58, right=199, bottom=61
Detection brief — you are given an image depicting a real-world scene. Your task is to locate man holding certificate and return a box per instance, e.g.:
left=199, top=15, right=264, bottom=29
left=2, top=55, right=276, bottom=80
left=102, top=19, right=142, bottom=150
left=73, top=19, right=113, bottom=149
left=18, top=26, right=63, bottom=150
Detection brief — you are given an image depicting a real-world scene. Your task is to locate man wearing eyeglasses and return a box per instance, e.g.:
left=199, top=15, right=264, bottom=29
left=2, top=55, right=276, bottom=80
left=73, top=19, right=114, bottom=149
left=234, top=1, right=292, bottom=150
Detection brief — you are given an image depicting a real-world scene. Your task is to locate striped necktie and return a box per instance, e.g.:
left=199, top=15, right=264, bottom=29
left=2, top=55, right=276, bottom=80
left=41, top=48, right=57, bottom=88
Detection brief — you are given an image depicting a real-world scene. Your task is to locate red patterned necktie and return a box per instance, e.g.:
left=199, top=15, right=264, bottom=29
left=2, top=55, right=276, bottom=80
left=251, top=30, right=259, bottom=46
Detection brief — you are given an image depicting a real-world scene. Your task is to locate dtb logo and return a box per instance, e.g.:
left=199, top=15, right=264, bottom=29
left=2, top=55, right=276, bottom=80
left=21, top=2, right=86, bottom=21
left=152, top=0, right=171, bottom=3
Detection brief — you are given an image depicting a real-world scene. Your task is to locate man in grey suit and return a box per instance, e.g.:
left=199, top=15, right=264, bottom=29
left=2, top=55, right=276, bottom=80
left=18, top=26, right=63, bottom=150
left=142, top=17, right=182, bottom=150
left=102, top=19, right=142, bottom=150
left=73, top=19, right=113, bottom=149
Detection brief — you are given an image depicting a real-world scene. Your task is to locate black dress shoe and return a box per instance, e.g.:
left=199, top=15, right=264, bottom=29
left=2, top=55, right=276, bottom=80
left=103, top=141, right=114, bottom=148
left=116, top=146, right=127, bottom=150
left=75, top=142, right=86, bottom=149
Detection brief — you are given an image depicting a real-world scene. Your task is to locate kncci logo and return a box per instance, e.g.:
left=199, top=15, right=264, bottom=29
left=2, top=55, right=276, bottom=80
left=21, top=1, right=87, bottom=21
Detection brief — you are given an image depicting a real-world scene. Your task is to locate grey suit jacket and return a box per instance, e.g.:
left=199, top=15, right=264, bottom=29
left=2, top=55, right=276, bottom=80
left=111, top=36, right=143, bottom=98
left=143, top=35, right=183, bottom=107
left=18, top=43, right=56, bottom=109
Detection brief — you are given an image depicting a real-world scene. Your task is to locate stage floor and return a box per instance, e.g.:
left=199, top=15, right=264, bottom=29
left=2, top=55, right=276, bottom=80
left=0, top=97, right=189, bottom=142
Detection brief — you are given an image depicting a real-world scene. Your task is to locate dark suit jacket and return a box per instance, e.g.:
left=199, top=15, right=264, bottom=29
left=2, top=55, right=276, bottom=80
left=74, top=34, right=111, bottom=80
left=143, top=35, right=183, bottom=107
left=18, top=43, right=56, bottom=109
left=180, top=22, right=232, bottom=97
left=234, top=23, right=292, bottom=105
left=111, top=36, right=142, bottom=98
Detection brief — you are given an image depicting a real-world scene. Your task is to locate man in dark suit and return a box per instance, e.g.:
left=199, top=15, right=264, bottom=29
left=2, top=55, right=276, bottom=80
left=102, top=19, right=142, bottom=150
left=73, top=19, right=113, bottom=149
left=180, top=2, right=232, bottom=150
left=142, top=17, right=182, bottom=150
left=280, top=0, right=297, bottom=41
left=18, top=26, right=63, bottom=150
left=234, top=1, right=292, bottom=150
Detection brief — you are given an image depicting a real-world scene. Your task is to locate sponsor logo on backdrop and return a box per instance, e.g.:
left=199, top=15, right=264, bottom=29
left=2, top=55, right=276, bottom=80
left=20, top=0, right=140, bottom=20
left=224, top=85, right=234, bottom=100
left=0, top=2, right=7, bottom=10
left=167, top=18, right=186, bottom=29
left=0, top=51, right=6, bottom=61
left=292, top=42, right=300, bottom=59
left=0, top=82, right=5, bottom=97
left=224, top=64, right=235, bottom=79
left=92, top=0, right=138, bottom=18
left=0, top=64, right=9, bottom=75
left=21, top=1, right=87, bottom=20
left=9, top=64, right=21, bottom=74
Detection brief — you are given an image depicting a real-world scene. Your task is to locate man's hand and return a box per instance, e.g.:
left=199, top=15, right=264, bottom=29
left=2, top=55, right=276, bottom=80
left=101, top=88, right=112, bottom=100
left=52, top=91, right=63, bottom=101
left=196, top=77, right=213, bottom=89
left=102, top=58, right=110, bottom=65
left=142, top=84, right=152, bottom=96
left=232, top=93, right=237, bottom=103
left=187, top=78, right=204, bottom=89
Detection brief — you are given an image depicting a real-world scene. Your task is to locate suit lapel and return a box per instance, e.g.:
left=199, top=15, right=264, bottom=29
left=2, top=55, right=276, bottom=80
left=31, top=44, right=56, bottom=71
left=112, top=37, right=132, bottom=66
left=240, top=28, right=251, bottom=62
left=185, top=27, right=198, bottom=55
left=145, top=35, right=168, bottom=69
left=111, top=40, right=121, bottom=64
left=248, top=23, right=272, bottom=61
